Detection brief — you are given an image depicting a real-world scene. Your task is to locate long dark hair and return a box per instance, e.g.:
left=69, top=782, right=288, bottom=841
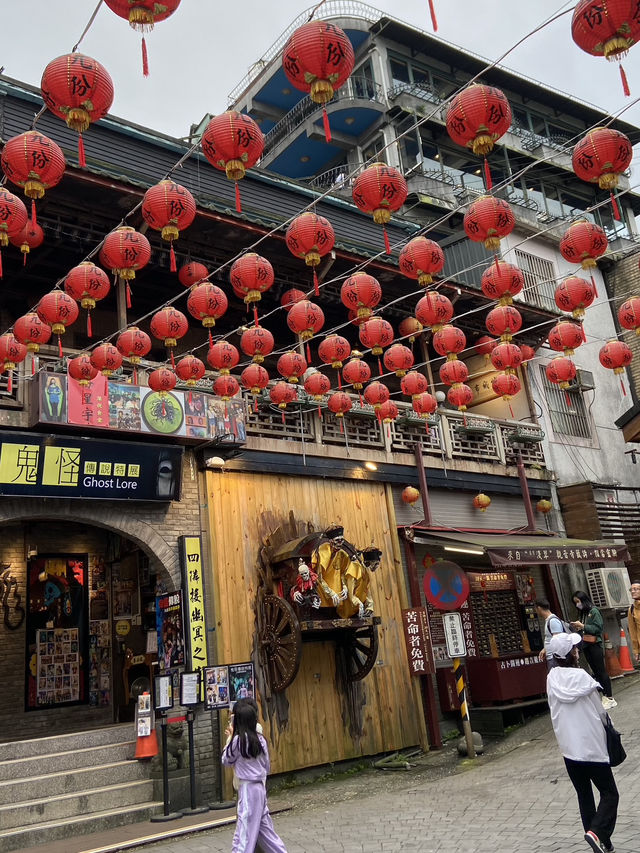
left=230, top=699, right=263, bottom=759
left=572, top=590, right=594, bottom=612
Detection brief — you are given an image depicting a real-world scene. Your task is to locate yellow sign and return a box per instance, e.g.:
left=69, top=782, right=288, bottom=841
left=115, top=620, right=131, bottom=637
left=181, top=536, right=208, bottom=676
left=0, top=443, right=40, bottom=485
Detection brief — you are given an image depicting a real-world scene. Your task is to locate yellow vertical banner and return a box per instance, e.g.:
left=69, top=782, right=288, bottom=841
left=180, top=536, right=208, bottom=680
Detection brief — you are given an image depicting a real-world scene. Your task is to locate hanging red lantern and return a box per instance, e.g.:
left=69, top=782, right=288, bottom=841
left=548, top=320, right=584, bottom=356
left=399, top=317, right=423, bottom=343
left=187, top=283, right=228, bottom=342
left=148, top=367, right=177, bottom=393
left=40, top=54, right=113, bottom=167
left=402, top=486, right=421, bottom=505
left=281, top=288, right=306, bottom=311
left=241, top=363, right=270, bottom=396
left=1, top=131, right=66, bottom=228
left=618, top=296, right=640, bottom=335
left=14, top=313, right=51, bottom=358
left=491, top=342, right=522, bottom=373
left=554, top=275, right=595, bottom=319
left=207, top=340, right=240, bottom=375
left=473, top=493, right=491, bottom=512
left=230, top=253, right=274, bottom=320
left=415, top=292, right=454, bottom=332
left=90, top=343, right=122, bottom=377
left=0, top=187, right=28, bottom=277
left=447, top=383, right=474, bottom=412
left=464, top=196, right=515, bottom=251
left=571, top=0, right=640, bottom=96
left=599, top=339, right=633, bottom=374
left=486, top=305, right=522, bottom=342
left=240, top=325, right=274, bottom=364
left=116, top=326, right=151, bottom=381
left=378, top=400, right=399, bottom=424
left=546, top=356, right=577, bottom=389
left=474, top=335, right=497, bottom=360
left=384, top=343, right=414, bottom=377
left=277, top=350, right=307, bottom=384
left=318, top=334, right=351, bottom=370
left=103, top=0, right=181, bottom=76
left=359, top=317, right=394, bottom=374
left=150, top=307, right=189, bottom=367
left=201, top=111, right=264, bottom=212
left=537, top=499, right=553, bottom=514
left=213, top=375, right=240, bottom=401
left=304, top=370, right=331, bottom=400
left=572, top=126, right=632, bottom=219
left=559, top=220, right=608, bottom=270
left=0, top=335, right=27, bottom=393
left=286, top=212, right=335, bottom=295
left=37, top=291, right=79, bottom=356
left=270, top=381, right=298, bottom=412
left=282, top=20, right=355, bottom=141
left=101, top=227, right=151, bottom=306
left=68, top=353, right=98, bottom=386
left=342, top=357, right=371, bottom=395
left=10, top=222, right=44, bottom=264
left=492, top=372, right=521, bottom=401
left=481, top=260, right=524, bottom=305
left=142, top=180, right=196, bottom=272
left=179, top=262, right=209, bottom=288
left=64, top=261, right=111, bottom=337
left=520, top=344, right=536, bottom=363
left=401, top=370, right=429, bottom=399
left=364, top=381, right=390, bottom=411
left=287, top=300, right=325, bottom=342
left=399, top=236, right=445, bottom=286
left=352, top=163, right=408, bottom=253
left=176, top=355, right=205, bottom=387
left=341, top=272, right=382, bottom=321
left=413, top=391, right=438, bottom=419
left=439, top=360, right=469, bottom=386
left=432, top=325, right=467, bottom=360
left=327, top=391, right=352, bottom=419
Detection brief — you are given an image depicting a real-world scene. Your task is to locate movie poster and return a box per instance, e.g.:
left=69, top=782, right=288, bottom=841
left=156, top=591, right=185, bottom=673
left=229, top=662, right=255, bottom=707
left=204, top=665, right=229, bottom=710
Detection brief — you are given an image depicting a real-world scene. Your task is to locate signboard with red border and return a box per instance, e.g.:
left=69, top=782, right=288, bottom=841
left=422, top=560, right=470, bottom=611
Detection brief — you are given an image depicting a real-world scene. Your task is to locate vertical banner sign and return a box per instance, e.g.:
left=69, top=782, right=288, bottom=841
left=443, top=612, right=466, bottom=658
left=401, top=608, right=435, bottom=676
left=180, top=536, right=208, bottom=675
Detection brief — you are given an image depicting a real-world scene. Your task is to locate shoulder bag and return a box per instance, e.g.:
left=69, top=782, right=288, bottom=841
left=603, top=713, right=626, bottom=767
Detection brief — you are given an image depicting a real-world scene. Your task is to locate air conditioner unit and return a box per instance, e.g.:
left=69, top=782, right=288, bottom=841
left=576, top=369, right=595, bottom=391
left=585, top=566, right=631, bottom=609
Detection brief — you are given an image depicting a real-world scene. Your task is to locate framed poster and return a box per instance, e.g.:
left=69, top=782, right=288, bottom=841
left=154, top=674, right=174, bottom=711
left=156, top=591, right=186, bottom=673
left=204, top=665, right=230, bottom=710
left=180, top=671, right=201, bottom=706
left=229, top=662, right=255, bottom=707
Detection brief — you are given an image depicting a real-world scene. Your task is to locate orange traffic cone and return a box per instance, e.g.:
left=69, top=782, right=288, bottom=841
left=604, top=633, right=625, bottom=678
left=617, top=627, right=636, bottom=673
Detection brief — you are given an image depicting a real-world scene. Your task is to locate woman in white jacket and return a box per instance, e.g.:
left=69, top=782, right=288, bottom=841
left=546, top=632, right=619, bottom=853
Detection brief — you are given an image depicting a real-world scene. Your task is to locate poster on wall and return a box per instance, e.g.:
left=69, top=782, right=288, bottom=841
left=25, top=554, right=89, bottom=710
left=156, top=591, right=185, bottom=673
left=204, top=665, right=229, bottom=710
left=228, top=662, right=255, bottom=707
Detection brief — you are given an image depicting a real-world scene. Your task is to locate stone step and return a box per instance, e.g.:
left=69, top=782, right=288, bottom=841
left=0, top=740, right=136, bottom=781
left=0, top=725, right=133, bottom=761
left=0, top=801, right=163, bottom=853
left=0, top=780, right=155, bottom=830
left=0, top=759, right=149, bottom=805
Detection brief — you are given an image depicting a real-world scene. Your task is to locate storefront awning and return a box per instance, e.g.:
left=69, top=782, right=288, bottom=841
left=407, top=530, right=630, bottom=567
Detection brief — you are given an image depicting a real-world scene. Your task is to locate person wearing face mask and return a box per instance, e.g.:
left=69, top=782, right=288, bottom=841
left=570, top=590, right=616, bottom=710
left=627, top=580, right=640, bottom=664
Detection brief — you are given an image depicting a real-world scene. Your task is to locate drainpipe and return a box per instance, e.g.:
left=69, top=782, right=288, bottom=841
left=517, top=449, right=537, bottom=532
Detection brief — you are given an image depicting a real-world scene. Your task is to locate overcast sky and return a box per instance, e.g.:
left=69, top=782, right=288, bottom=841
left=2, top=0, right=638, bottom=143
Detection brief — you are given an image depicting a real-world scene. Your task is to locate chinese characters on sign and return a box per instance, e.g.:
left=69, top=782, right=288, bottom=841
left=401, top=608, right=435, bottom=676
left=180, top=536, right=208, bottom=675
left=488, top=545, right=629, bottom=565
left=459, top=600, right=477, bottom=658
left=467, top=571, right=516, bottom=593
left=443, top=612, right=466, bottom=659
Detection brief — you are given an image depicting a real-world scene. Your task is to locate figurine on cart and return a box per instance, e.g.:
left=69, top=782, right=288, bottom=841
left=311, top=525, right=353, bottom=608
left=337, top=546, right=382, bottom=619
left=288, top=559, right=321, bottom=613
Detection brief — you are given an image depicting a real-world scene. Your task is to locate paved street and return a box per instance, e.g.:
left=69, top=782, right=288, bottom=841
left=147, top=677, right=639, bottom=853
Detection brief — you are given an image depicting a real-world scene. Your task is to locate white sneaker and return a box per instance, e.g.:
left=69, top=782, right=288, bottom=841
left=601, top=697, right=617, bottom=710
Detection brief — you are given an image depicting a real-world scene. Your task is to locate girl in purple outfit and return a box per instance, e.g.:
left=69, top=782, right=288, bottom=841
left=222, top=700, right=288, bottom=853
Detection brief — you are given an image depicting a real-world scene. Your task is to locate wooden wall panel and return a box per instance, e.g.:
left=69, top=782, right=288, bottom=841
left=205, top=471, right=422, bottom=774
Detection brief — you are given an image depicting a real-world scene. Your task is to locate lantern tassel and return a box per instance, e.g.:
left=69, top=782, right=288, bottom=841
left=235, top=182, right=242, bottom=213
left=337, top=369, right=342, bottom=389
left=161, top=398, right=166, bottom=417
left=78, top=134, right=86, bottom=169
left=425, top=421, right=430, bottom=435
left=281, top=410, right=286, bottom=425
left=170, top=350, right=175, bottom=368
left=508, top=402, right=514, bottom=419
left=494, top=253, right=500, bottom=274
left=619, top=376, right=627, bottom=396
left=141, top=36, right=149, bottom=77
left=208, top=329, right=213, bottom=347
left=339, top=419, right=344, bottom=434
left=313, top=268, right=319, bottom=297
left=378, top=357, right=383, bottom=377
left=7, top=370, right=12, bottom=395
left=87, top=312, right=92, bottom=338
left=428, top=0, right=438, bottom=30
left=322, top=107, right=331, bottom=143
left=58, top=335, right=63, bottom=358
left=133, top=367, right=138, bottom=384
left=483, top=157, right=493, bottom=191
left=589, top=274, right=598, bottom=299
left=169, top=244, right=177, bottom=273
left=610, top=191, right=621, bottom=222
left=306, top=342, right=311, bottom=363
left=23, top=251, right=27, bottom=267
left=620, top=63, right=630, bottom=97
left=126, top=282, right=132, bottom=309
left=31, top=357, right=36, bottom=376
left=565, top=390, right=572, bottom=409
left=253, top=396, right=258, bottom=413
left=383, top=225, right=391, bottom=255
left=31, top=199, right=37, bottom=229
left=189, top=389, right=193, bottom=406
left=253, top=305, right=259, bottom=325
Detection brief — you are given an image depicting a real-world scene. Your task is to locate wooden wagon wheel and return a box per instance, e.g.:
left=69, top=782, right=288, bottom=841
left=341, top=623, right=379, bottom=682
left=259, top=594, right=302, bottom=692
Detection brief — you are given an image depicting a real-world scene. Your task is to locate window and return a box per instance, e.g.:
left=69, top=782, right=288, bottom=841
left=540, top=365, right=592, bottom=439
left=514, top=249, right=557, bottom=311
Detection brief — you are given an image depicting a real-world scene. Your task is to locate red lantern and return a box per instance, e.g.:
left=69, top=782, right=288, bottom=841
left=68, top=353, right=98, bottom=386
left=0, top=335, right=27, bottom=393
left=399, top=236, right=445, bottom=286
left=447, top=383, right=474, bottom=412
left=537, top=499, right=553, bottom=514
left=464, top=196, right=515, bottom=251
left=304, top=371, right=331, bottom=400
left=364, top=381, right=390, bottom=411
left=286, top=212, right=335, bottom=295
left=41, top=54, right=113, bottom=167
left=342, top=357, right=371, bottom=394
left=90, top=343, right=122, bottom=377
left=179, top=262, right=209, bottom=288
left=473, top=493, right=491, bottom=512
left=399, top=317, right=423, bottom=343
left=439, top=360, right=469, bottom=386
left=520, top=344, right=536, bottom=363
left=277, top=350, right=307, bottom=384
left=415, top=292, right=454, bottom=332
left=559, top=221, right=608, bottom=270
left=64, top=262, right=111, bottom=337
left=150, top=307, right=188, bottom=367
left=241, top=363, right=269, bottom=395
left=401, top=370, right=429, bottom=399
left=546, top=356, right=577, bottom=390
left=384, top=343, right=414, bottom=377
left=207, top=341, right=240, bottom=375
left=37, top=291, right=79, bottom=356
left=572, top=126, right=632, bottom=221
left=213, top=375, right=240, bottom=401
left=402, top=486, right=421, bottom=505
left=1, top=131, right=66, bottom=227
left=103, top=0, right=181, bottom=76
left=0, top=187, right=28, bottom=277
left=481, top=260, right=524, bottom=305
left=318, top=334, right=351, bottom=369
left=554, top=276, right=595, bottom=319
left=341, top=272, right=382, bottom=321
left=378, top=400, right=399, bottom=424
left=281, top=288, right=306, bottom=311
left=187, top=283, right=228, bottom=341
left=360, top=318, right=394, bottom=374
left=618, top=296, right=640, bottom=335
left=548, top=320, right=584, bottom=356
left=269, top=381, right=298, bottom=412
left=571, top=0, right=640, bottom=95
left=352, top=163, right=408, bottom=253
left=599, top=339, right=633, bottom=374
left=446, top=84, right=512, bottom=155
left=327, top=391, right=352, bottom=419
left=432, top=325, right=467, bottom=360
left=230, top=254, right=274, bottom=319
left=14, top=313, right=51, bottom=356
left=176, top=355, right=205, bottom=386
left=240, top=326, right=274, bottom=364
left=492, top=372, right=521, bottom=400
left=485, top=305, right=522, bottom=342
left=474, top=335, right=497, bottom=359
left=116, top=327, right=151, bottom=380
left=142, top=180, right=196, bottom=271
left=490, top=342, right=522, bottom=373
left=148, top=367, right=177, bottom=394
left=282, top=20, right=355, bottom=141
left=287, top=300, right=325, bottom=342
left=201, top=111, right=264, bottom=212
left=413, top=392, right=438, bottom=418
left=10, top=222, right=44, bottom=264
left=101, top=227, right=151, bottom=307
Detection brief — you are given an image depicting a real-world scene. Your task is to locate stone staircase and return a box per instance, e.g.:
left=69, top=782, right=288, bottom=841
left=0, top=724, right=162, bottom=851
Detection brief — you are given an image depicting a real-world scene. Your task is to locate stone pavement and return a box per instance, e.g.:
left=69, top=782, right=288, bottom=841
left=142, top=676, right=639, bottom=853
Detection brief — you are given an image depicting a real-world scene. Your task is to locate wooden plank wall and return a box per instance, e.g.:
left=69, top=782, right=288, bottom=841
left=205, top=470, right=422, bottom=775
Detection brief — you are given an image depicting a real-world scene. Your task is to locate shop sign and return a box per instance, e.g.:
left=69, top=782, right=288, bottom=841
left=488, top=544, right=629, bottom=566
left=0, top=431, right=182, bottom=501
left=180, top=536, right=208, bottom=674
left=115, top=620, right=131, bottom=637
left=423, top=560, right=470, bottom=611
left=443, top=612, right=466, bottom=658
left=467, top=571, right=516, bottom=593
left=401, top=608, right=435, bottom=676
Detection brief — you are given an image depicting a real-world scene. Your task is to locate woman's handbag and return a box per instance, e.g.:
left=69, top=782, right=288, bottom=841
left=582, top=633, right=597, bottom=643
left=604, top=714, right=626, bottom=767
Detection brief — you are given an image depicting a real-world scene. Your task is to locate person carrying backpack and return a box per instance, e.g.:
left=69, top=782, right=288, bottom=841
left=536, top=598, right=568, bottom=669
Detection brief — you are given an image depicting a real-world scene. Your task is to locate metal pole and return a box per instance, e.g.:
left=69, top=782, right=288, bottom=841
left=516, top=449, right=537, bottom=532
left=182, top=708, right=209, bottom=815
left=150, top=713, right=182, bottom=822
left=414, top=442, right=433, bottom=527
left=453, top=657, right=476, bottom=759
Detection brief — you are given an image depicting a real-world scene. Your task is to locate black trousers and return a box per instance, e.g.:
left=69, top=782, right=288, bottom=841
left=582, top=642, right=613, bottom=697
left=564, top=758, right=619, bottom=845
